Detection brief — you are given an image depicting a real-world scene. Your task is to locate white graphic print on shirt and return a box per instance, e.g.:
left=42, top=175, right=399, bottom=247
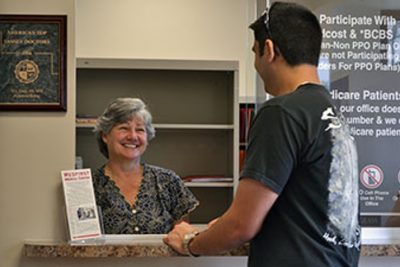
left=321, top=107, right=361, bottom=249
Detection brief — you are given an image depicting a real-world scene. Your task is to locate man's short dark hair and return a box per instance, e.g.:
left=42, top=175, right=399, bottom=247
left=249, top=2, right=322, bottom=66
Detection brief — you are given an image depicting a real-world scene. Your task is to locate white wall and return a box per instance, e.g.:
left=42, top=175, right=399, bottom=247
left=0, top=0, right=75, bottom=267
left=76, top=0, right=257, bottom=100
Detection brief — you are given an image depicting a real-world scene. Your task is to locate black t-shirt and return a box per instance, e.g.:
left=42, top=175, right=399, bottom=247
left=240, top=84, right=360, bottom=267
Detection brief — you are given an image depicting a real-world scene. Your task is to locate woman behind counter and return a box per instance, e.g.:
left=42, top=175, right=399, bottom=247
left=93, top=98, right=199, bottom=234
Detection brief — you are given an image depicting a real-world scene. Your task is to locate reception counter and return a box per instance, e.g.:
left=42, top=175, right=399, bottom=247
left=23, top=237, right=400, bottom=258
left=23, top=234, right=248, bottom=258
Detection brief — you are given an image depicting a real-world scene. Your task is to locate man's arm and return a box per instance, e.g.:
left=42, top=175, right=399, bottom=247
left=163, top=177, right=279, bottom=255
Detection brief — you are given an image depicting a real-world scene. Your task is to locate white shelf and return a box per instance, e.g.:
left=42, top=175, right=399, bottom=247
left=77, top=57, right=239, bottom=71
left=76, top=123, right=96, bottom=128
left=184, top=182, right=234, bottom=188
left=154, top=124, right=234, bottom=130
left=76, top=123, right=234, bottom=130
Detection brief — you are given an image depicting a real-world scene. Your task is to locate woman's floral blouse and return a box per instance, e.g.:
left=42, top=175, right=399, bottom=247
left=93, top=164, right=199, bottom=234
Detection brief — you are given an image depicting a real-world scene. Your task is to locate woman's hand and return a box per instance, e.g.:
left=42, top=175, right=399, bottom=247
left=163, top=221, right=199, bottom=255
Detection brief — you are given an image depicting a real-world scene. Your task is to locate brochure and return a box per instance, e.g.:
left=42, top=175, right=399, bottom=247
left=61, top=169, right=102, bottom=242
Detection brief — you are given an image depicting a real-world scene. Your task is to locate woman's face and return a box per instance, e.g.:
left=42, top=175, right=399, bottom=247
left=102, top=117, right=148, bottom=163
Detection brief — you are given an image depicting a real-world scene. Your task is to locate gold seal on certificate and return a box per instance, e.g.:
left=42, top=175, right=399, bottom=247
left=14, top=59, right=40, bottom=84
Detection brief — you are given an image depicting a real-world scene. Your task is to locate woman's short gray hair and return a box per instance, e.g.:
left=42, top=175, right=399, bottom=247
left=94, top=98, right=156, bottom=158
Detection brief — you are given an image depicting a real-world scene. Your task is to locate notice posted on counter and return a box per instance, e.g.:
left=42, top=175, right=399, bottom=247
left=61, top=169, right=102, bottom=242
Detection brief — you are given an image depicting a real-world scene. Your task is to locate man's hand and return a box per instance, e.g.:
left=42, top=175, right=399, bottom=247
left=207, top=217, right=219, bottom=228
left=163, top=221, right=200, bottom=255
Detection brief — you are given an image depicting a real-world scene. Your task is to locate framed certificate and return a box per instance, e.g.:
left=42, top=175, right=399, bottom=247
left=0, top=15, right=67, bottom=111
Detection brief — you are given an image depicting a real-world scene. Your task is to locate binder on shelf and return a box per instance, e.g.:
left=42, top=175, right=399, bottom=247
left=76, top=114, right=98, bottom=125
left=239, top=103, right=256, bottom=172
left=239, top=149, right=246, bottom=172
left=239, top=104, right=255, bottom=143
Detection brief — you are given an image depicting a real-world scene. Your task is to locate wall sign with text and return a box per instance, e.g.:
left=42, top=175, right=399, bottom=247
left=313, top=2, right=400, bottom=227
left=0, top=15, right=67, bottom=111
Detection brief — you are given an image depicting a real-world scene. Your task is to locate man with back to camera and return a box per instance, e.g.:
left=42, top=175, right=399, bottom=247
left=164, top=2, right=361, bottom=266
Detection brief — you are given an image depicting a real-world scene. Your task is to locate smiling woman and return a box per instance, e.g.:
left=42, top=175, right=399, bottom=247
left=92, top=98, right=199, bottom=234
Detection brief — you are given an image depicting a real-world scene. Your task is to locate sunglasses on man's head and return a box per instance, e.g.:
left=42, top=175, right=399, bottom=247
left=263, top=8, right=271, bottom=34
left=262, top=2, right=277, bottom=38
